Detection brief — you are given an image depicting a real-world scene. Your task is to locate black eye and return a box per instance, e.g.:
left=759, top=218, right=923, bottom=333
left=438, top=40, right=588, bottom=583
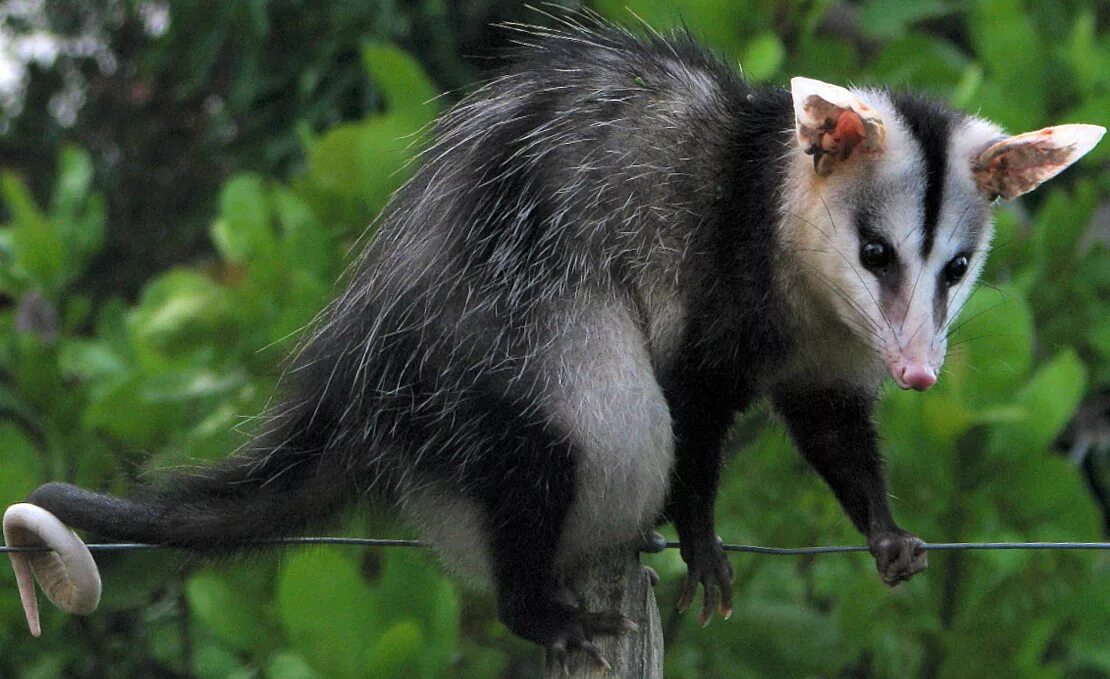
left=860, top=240, right=892, bottom=271
left=944, top=254, right=970, bottom=285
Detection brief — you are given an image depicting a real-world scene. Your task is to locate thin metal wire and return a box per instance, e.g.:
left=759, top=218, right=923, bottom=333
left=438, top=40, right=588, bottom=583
left=1, top=537, right=1107, bottom=555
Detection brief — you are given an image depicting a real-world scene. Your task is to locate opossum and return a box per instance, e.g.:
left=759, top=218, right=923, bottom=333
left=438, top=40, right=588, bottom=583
left=5, top=18, right=1104, bottom=667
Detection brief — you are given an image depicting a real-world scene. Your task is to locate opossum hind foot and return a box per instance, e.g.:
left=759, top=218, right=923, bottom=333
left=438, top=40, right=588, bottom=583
left=535, top=604, right=638, bottom=674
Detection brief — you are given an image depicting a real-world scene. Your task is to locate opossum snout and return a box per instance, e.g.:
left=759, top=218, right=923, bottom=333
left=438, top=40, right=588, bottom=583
left=890, top=361, right=937, bottom=391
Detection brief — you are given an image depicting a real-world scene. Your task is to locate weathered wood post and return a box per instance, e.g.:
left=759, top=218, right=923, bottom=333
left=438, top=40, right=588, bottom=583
left=546, top=549, right=663, bottom=678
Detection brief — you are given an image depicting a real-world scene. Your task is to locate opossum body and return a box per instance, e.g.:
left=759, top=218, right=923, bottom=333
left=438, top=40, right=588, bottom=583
left=16, top=19, right=1104, bottom=661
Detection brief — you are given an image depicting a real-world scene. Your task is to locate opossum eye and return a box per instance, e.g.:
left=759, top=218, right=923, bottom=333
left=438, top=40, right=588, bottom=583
left=943, top=254, right=969, bottom=285
left=860, top=239, right=892, bottom=271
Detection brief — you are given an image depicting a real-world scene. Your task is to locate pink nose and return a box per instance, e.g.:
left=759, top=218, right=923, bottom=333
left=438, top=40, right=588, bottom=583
left=899, top=364, right=937, bottom=391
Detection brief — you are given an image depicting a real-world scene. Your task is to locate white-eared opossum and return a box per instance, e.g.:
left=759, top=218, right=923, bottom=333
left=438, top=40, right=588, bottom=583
left=5, top=17, right=1104, bottom=667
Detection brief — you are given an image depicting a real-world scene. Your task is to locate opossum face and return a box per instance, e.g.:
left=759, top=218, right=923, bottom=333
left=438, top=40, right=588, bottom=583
left=784, top=78, right=1104, bottom=391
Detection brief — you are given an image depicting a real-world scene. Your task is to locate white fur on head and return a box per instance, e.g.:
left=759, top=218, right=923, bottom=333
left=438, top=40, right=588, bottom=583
left=973, top=124, right=1106, bottom=199
left=790, top=77, right=886, bottom=176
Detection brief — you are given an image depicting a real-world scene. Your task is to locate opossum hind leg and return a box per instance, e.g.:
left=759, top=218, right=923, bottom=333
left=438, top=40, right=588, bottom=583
left=551, top=303, right=675, bottom=563
left=475, top=395, right=636, bottom=670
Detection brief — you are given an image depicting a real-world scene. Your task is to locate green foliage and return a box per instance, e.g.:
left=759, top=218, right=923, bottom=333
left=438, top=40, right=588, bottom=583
left=2, top=2, right=1109, bottom=678
left=0, top=146, right=104, bottom=298
left=0, top=39, right=452, bottom=677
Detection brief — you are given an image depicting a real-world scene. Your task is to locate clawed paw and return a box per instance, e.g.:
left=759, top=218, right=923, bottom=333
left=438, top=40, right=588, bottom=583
left=677, top=535, right=734, bottom=626
left=869, top=529, right=927, bottom=586
left=544, top=609, right=638, bottom=675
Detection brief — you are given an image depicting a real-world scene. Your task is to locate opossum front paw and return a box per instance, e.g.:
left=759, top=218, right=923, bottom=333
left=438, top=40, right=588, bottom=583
left=677, top=535, right=734, bottom=625
left=869, top=529, right=927, bottom=586
left=543, top=607, right=638, bottom=675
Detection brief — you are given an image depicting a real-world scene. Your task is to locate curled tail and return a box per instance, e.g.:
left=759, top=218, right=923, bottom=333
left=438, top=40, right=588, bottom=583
left=27, top=442, right=355, bottom=553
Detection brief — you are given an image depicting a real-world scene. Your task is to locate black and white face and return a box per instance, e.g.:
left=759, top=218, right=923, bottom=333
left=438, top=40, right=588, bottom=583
left=782, top=77, right=1104, bottom=391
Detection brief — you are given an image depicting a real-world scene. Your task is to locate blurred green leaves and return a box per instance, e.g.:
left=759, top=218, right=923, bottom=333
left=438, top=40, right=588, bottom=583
left=858, top=0, right=952, bottom=40
left=275, top=547, right=459, bottom=679
left=0, top=147, right=104, bottom=298
left=0, top=40, right=459, bottom=678
left=303, top=43, right=441, bottom=227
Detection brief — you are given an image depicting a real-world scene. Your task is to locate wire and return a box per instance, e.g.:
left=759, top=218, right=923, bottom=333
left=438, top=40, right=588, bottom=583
left=1, top=537, right=1108, bottom=554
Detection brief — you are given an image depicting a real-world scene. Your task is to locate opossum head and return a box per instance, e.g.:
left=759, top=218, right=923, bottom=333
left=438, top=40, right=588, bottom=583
left=781, top=77, right=1104, bottom=391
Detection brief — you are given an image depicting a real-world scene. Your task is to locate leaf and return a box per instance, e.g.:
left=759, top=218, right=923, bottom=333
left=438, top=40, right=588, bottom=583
left=790, top=37, right=861, bottom=82
left=83, top=374, right=179, bottom=446
left=94, top=550, right=179, bottom=612
left=306, top=115, right=421, bottom=216
left=698, top=599, right=849, bottom=675
left=1061, top=9, right=1102, bottom=96
left=869, top=35, right=968, bottom=92
left=186, top=571, right=270, bottom=652
left=140, top=367, right=246, bottom=403
left=945, top=285, right=1033, bottom=407
left=1, top=172, right=65, bottom=292
left=267, top=652, right=321, bottom=679
left=57, top=339, right=129, bottom=381
left=1033, top=182, right=1096, bottom=281
left=989, top=349, right=1086, bottom=459
left=212, top=174, right=277, bottom=264
left=741, top=33, right=785, bottom=81
left=270, top=271, right=329, bottom=346
left=191, top=643, right=253, bottom=679
left=362, top=44, right=439, bottom=120
left=949, top=63, right=983, bottom=109
left=967, top=0, right=1046, bottom=131
left=129, top=269, right=231, bottom=359
left=1089, top=316, right=1110, bottom=361
left=595, top=0, right=753, bottom=57
left=859, top=0, right=951, bottom=40
left=0, top=423, right=42, bottom=504
left=362, top=621, right=424, bottom=677
left=274, top=188, right=331, bottom=281
left=277, top=548, right=378, bottom=679
left=371, top=550, right=460, bottom=676
left=49, top=146, right=94, bottom=220
left=49, top=146, right=104, bottom=267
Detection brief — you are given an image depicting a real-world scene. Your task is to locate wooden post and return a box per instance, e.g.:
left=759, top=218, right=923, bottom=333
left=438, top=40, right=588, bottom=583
left=547, top=550, right=663, bottom=678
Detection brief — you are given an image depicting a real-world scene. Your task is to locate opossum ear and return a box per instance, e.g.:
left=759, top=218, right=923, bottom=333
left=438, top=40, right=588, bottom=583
left=972, top=124, right=1106, bottom=200
left=791, top=77, right=886, bottom=177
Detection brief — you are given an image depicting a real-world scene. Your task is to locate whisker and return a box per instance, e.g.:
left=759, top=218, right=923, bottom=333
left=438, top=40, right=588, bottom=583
left=796, top=264, right=884, bottom=350
left=945, top=299, right=1007, bottom=340
left=944, top=202, right=977, bottom=246
left=795, top=261, right=879, bottom=331
left=809, top=178, right=838, bottom=235
left=946, top=333, right=1003, bottom=350
left=813, top=192, right=900, bottom=342
left=901, top=259, right=927, bottom=336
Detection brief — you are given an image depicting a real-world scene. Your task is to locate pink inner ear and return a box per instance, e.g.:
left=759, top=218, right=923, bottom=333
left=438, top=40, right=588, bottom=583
left=827, top=110, right=865, bottom=154
left=974, top=124, right=1106, bottom=200
left=792, top=79, right=885, bottom=177
left=803, top=103, right=872, bottom=175
left=978, top=139, right=1072, bottom=200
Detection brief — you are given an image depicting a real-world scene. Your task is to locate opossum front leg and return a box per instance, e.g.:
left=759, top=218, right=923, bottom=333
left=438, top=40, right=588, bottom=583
left=664, top=385, right=736, bottom=624
left=772, top=386, right=927, bottom=586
